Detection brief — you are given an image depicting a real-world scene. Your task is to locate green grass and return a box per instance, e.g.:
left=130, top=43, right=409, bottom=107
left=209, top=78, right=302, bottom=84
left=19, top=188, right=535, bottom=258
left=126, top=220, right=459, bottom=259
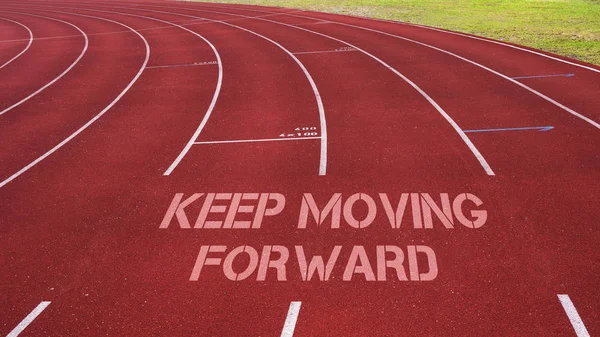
left=197, top=0, right=600, bottom=65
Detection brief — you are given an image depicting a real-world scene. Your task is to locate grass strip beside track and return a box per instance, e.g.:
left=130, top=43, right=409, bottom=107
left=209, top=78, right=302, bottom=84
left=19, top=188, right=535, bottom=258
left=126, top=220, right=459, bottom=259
left=191, top=0, right=600, bottom=65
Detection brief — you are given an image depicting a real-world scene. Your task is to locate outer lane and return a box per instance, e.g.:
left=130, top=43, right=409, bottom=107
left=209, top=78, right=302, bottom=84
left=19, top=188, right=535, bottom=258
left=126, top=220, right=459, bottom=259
left=188, top=2, right=600, bottom=123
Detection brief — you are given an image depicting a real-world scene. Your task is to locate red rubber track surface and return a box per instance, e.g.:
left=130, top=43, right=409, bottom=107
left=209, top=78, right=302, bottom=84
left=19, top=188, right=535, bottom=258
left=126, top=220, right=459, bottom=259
left=0, top=1, right=598, bottom=336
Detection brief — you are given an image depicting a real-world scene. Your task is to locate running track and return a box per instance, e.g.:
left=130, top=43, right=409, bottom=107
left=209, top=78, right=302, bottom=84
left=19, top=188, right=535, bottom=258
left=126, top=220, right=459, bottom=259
left=0, top=1, right=598, bottom=336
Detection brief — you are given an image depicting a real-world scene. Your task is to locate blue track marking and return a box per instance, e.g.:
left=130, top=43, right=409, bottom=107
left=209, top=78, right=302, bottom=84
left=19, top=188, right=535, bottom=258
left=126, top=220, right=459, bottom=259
left=511, top=73, right=574, bottom=80
left=464, top=126, right=554, bottom=133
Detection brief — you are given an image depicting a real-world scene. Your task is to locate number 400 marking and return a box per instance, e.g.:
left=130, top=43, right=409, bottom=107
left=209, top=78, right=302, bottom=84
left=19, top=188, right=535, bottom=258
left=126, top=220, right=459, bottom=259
left=280, top=127, right=318, bottom=138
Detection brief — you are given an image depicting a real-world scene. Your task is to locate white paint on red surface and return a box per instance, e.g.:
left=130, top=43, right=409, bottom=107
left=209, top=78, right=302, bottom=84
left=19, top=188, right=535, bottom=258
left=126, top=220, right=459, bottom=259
left=0, top=18, right=33, bottom=70
left=146, top=61, right=218, bottom=69
left=281, top=301, right=302, bottom=337
left=161, top=193, right=286, bottom=229
left=161, top=193, right=487, bottom=230
left=558, top=294, right=590, bottom=337
left=194, top=137, right=320, bottom=144
left=7, top=301, right=51, bottom=337
left=189, top=245, right=438, bottom=282
left=0, top=12, right=89, bottom=118
left=293, top=47, right=357, bottom=55
left=297, top=193, right=487, bottom=229
left=0, top=10, right=149, bottom=189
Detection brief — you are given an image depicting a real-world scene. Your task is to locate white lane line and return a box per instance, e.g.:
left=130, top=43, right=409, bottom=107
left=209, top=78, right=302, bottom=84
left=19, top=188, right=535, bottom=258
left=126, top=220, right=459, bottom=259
left=0, top=5, right=301, bottom=43
left=0, top=10, right=150, bottom=189
left=0, top=5, right=223, bottom=178
left=194, top=136, right=320, bottom=144
left=293, top=48, right=356, bottom=55
left=280, top=301, right=301, bottom=337
left=394, top=22, right=600, bottom=74
left=7, top=301, right=51, bottom=337
left=0, top=11, right=88, bottom=117
left=98, top=5, right=328, bottom=176
left=307, top=20, right=600, bottom=130
left=0, top=17, right=33, bottom=69
left=71, top=9, right=223, bottom=178
left=557, top=294, right=591, bottom=337
left=155, top=5, right=494, bottom=175
left=0, top=19, right=202, bottom=44
left=146, top=61, right=217, bottom=69
left=185, top=4, right=600, bottom=130
left=188, top=3, right=600, bottom=74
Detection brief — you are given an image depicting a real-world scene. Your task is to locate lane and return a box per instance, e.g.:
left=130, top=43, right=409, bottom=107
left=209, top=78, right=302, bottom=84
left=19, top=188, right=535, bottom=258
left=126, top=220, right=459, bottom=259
left=79, top=6, right=326, bottom=178
left=12, top=1, right=500, bottom=176
left=0, top=8, right=148, bottom=187
left=169, top=4, right=600, bottom=177
left=54, top=7, right=225, bottom=178
left=190, top=3, right=600, bottom=124
left=119, top=3, right=495, bottom=177
left=1, top=2, right=328, bottom=177
left=0, top=17, right=32, bottom=69
left=0, top=11, right=86, bottom=113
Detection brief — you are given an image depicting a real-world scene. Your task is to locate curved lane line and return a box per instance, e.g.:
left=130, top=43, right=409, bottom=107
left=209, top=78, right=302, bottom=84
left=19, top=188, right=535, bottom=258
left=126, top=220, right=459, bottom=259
left=0, top=9, right=149, bottom=188
left=205, top=4, right=600, bottom=129
left=291, top=18, right=600, bottom=130
left=0, top=11, right=88, bottom=117
left=0, top=17, right=33, bottom=69
left=25, top=2, right=328, bottom=176
left=187, top=2, right=600, bottom=74
left=133, top=3, right=494, bottom=176
left=387, top=20, right=600, bottom=74
left=89, top=5, right=328, bottom=176
left=46, top=7, right=225, bottom=177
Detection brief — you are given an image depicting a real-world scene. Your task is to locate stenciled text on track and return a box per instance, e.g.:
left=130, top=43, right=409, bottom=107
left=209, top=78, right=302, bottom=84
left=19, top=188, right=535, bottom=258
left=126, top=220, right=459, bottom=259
left=160, top=193, right=488, bottom=282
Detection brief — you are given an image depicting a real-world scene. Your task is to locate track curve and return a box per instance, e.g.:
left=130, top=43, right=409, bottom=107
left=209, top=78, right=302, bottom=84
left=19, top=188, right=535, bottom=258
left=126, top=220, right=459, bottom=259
left=0, top=17, right=33, bottom=69
left=0, top=1, right=598, bottom=337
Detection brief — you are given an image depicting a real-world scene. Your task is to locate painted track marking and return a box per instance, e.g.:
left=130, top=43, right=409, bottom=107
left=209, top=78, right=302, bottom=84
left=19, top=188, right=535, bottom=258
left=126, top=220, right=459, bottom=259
left=0, top=7, right=302, bottom=44
left=464, top=126, right=554, bottom=133
left=66, top=8, right=224, bottom=178
left=0, top=9, right=150, bottom=189
left=511, top=73, right=574, bottom=80
left=0, top=5, right=224, bottom=178
left=188, top=2, right=600, bottom=74
left=90, top=5, right=328, bottom=176
left=139, top=4, right=494, bottom=176
left=281, top=301, right=301, bottom=337
left=389, top=21, right=600, bottom=74
left=0, top=11, right=88, bottom=117
left=0, top=19, right=202, bottom=44
left=557, top=294, right=590, bottom=337
left=184, top=3, right=600, bottom=130
left=194, top=137, right=321, bottom=145
left=293, top=48, right=356, bottom=55
left=0, top=17, right=33, bottom=69
left=146, top=61, right=217, bottom=69
left=282, top=14, right=600, bottom=130
left=7, top=301, right=51, bottom=337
